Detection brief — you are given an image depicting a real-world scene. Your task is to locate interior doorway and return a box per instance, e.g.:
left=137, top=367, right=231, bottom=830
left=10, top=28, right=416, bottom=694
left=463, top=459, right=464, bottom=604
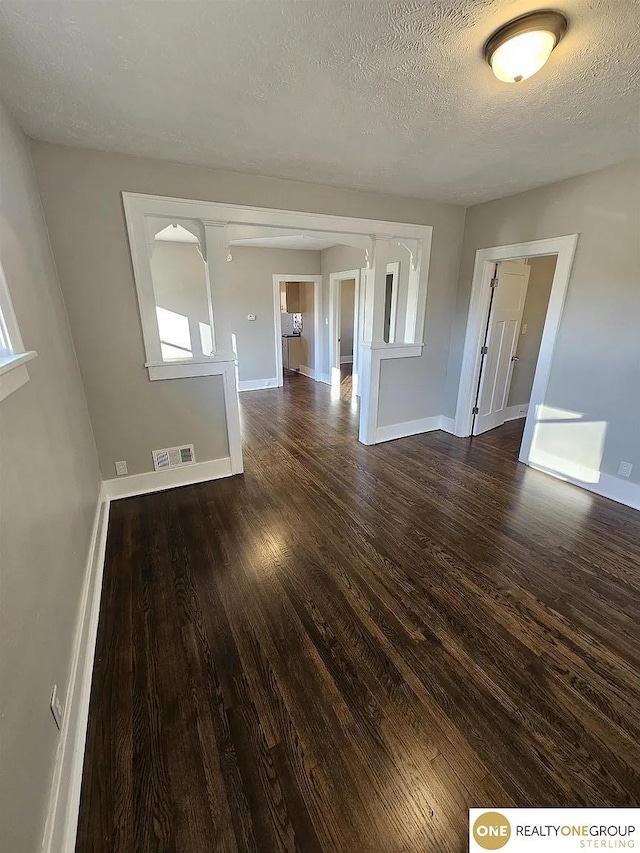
left=472, top=255, right=558, bottom=438
left=272, top=274, right=322, bottom=387
left=329, top=269, right=362, bottom=398
left=454, top=234, right=578, bottom=468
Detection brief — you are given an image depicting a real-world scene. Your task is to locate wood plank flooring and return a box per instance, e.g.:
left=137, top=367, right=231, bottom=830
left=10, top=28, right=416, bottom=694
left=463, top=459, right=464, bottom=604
left=77, top=373, right=640, bottom=852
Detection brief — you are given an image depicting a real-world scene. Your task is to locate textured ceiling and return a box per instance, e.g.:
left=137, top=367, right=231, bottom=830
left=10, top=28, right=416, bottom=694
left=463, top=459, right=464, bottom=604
left=0, top=0, right=638, bottom=205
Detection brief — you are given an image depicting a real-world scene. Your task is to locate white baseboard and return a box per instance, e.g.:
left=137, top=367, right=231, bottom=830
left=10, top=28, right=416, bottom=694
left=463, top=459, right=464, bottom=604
left=104, top=456, right=233, bottom=500
left=375, top=415, right=443, bottom=443
left=504, top=403, right=529, bottom=421
left=42, top=453, right=238, bottom=851
left=42, top=484, right=111, bottom=853
left=340, top=355, right=353, bottom=364
left=238, top=377, right=279, bottom=392
left=528, top=450, right=640, bottom=511
left=439, top=416, right=456, bottom=434
left=298, top=364, right=316, bottom=379
left=592, top=473, right=640, bottom=511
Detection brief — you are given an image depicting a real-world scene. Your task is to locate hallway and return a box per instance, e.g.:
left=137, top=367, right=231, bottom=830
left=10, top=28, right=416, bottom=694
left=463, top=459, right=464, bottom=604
left=77, top=377, right=640, bottom=852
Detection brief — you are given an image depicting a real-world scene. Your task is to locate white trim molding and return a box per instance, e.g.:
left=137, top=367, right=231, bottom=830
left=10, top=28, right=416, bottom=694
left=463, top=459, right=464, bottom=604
left=453, top=235, right=579, bottom=462
left=145, top=358, right=242, bottom=474
left=124, top=192, right=432, bottom=451
left=0, top=358, right=36, bottom=402
left=0, top=256, right=38, bottom=401
left=528, top=456, right=640, bottom=512
left=358, top=341, right=424, bottom=445
left=104, top=456, right=234, bottom=501
left=439, top=416, right=456, bottom=434
left=329, top=268, right=361, bottom=394
left=146, top=357, right=233, bottom=382
left=238, top=377, right=279, bottom=392
left=375, top=415, right=442, bottom=443
left=41, top=450, right=240, bottom=853
left=505, top=403, right=529, bottom=421
left=297, top=365, right=316, bottom=379
left=42, top=485, right=110, bottom=853
left=454, top=235, right=578, bottom=441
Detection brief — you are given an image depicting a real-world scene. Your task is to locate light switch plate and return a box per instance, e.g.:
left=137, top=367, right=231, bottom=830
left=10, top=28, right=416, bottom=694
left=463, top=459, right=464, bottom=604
left=618, top=461, right=633, bottom=478
left=521, top=324, right=527, bottom=335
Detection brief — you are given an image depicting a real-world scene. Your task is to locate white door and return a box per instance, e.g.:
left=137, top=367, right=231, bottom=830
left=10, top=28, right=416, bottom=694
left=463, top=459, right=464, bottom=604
left=473, top=260, right=530, bottom=435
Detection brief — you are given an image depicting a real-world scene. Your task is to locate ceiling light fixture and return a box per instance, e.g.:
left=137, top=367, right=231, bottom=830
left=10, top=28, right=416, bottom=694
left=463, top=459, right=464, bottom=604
left=484, top=10, right=568, bottom=83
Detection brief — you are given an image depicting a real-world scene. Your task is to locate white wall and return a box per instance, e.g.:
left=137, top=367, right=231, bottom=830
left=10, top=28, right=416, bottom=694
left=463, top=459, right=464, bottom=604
left=446, top=159, right=640, bottom=487
left=0, top=102, right=101, bottom=853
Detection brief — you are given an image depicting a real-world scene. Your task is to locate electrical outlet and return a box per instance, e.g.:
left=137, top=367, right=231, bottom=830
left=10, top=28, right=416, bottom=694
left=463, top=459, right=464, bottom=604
left=115, top=460, right=128, bottom=476
left=521, top=324, right=527, bottom=335
left=50, top=685, right=64, bottom=730
left=618, top=461, right=633, bottom=479
left=247, top=314, right=256, bottom=321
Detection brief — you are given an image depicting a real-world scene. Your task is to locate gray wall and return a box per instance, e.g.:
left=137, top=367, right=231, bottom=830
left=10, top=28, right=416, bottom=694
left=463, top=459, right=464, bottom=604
left=31, top=142, right=465, bottom=472
left=446, top=159, right=640, bottom=485
left=0, top=103, right=100, bottom=853
left=508, top=255, right=557, bottom=407
left=228, top=249, right=320, bottom=381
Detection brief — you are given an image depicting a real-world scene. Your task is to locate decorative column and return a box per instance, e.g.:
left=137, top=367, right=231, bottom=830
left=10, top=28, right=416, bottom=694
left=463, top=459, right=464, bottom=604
left=201, top=219, right=243, bottom=474
left=359, top=235, right=392, bottom=444
left=201, top=220, right=237, bottom=362
left=399, top=238, right=424, bottom=345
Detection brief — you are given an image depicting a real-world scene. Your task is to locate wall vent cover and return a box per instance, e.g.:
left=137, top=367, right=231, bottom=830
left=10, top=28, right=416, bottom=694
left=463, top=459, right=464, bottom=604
left=152, top=444, right=196, bottom=471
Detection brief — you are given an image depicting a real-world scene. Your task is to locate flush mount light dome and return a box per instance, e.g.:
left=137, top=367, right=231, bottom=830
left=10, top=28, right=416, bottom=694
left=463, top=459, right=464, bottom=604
left=484, top=10, right=568, bottom=83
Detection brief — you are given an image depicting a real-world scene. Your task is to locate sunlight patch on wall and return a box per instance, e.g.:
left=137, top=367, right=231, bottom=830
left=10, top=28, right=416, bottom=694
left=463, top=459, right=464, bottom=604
left=528, top=404, right=607, bottom=484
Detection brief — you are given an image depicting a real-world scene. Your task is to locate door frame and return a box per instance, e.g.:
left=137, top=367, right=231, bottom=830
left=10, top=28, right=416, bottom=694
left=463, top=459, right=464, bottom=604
left=272, top=274, right=322, bottom=386
left=329, top=269, right=361, bottom=391
left=453, top=234, right=579, bottom=466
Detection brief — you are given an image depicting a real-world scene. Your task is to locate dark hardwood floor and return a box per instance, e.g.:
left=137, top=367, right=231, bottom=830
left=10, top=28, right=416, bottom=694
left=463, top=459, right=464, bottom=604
left=77, top=374, right=640, bottom=852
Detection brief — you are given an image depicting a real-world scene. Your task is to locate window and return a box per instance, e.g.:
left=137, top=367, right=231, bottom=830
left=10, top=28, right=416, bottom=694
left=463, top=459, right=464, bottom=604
left=0, top=260, right=37, bottom=402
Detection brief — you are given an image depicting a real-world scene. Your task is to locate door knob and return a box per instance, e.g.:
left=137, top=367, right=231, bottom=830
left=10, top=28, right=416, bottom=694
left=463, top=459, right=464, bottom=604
left=511, top=355, right=519, bottom=362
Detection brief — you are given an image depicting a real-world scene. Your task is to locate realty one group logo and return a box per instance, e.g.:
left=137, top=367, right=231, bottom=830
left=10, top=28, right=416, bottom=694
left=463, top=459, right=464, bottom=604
left=469, top=809, right=639, bottom=851
left=473, top=811, right=512, bottom=849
